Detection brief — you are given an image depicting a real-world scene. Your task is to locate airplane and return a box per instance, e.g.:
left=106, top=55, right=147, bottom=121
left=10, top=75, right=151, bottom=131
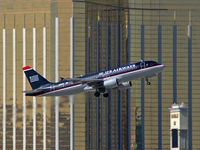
left=22, top=60, right=165, bottom=97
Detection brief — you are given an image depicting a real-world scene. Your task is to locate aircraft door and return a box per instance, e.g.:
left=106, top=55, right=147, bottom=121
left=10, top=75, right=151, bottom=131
left=51, top=85, right=55, bottom=91
left=140, top=62, right=145, bottom=69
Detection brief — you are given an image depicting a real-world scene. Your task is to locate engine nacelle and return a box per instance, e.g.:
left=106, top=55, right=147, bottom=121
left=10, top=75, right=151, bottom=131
left=118, top=81, right=132, bottom=89
left=103, top=78, right=118, bottom=88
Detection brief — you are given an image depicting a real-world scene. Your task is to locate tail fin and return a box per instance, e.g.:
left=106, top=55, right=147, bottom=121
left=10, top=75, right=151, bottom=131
left=22, top=66, right=50, bottom=90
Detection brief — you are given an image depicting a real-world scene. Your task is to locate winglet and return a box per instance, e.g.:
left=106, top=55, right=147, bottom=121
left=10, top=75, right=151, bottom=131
left=22, top=66, right=32, bottom=71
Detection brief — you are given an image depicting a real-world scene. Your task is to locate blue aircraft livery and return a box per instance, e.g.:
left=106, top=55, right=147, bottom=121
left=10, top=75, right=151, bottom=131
left=23, top=60, right=165, bottom=97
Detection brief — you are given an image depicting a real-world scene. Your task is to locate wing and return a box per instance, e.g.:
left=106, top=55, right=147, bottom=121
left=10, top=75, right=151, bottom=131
left=64, top=77, right=103, bottom=87
left=22, top=89, right=44, bottom=96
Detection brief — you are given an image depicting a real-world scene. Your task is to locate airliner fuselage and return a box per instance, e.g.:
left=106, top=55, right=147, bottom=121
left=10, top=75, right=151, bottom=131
left=23, top=61, right=165, bottom=97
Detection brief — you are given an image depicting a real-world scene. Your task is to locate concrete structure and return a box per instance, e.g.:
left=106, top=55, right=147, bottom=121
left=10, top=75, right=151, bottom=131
left=169, top=103, right=187, bottom=150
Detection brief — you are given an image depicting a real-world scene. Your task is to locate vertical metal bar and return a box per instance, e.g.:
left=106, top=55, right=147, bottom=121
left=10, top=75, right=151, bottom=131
left=100, top=13, right=104, bottom=150
left=109, top=92, right=113, bottom=150
left=86, top=19, right=90, bottom=74
left=110, top=22, right=113, bottom=68
left=141, top=24, right=145, bottom=150
left=127, top=90, right=131, bottom=149
left=33, top=29, right=36, bottom=69
left=141, top=25, right=144, bottom=60
left=127, top=24, right=131, bottom=150
left=86, top=97, right=90, bottom=150
left=106, top=18, right=109, bottom=70
left=100, top=95, right=103, bottom=150
left=105, top=17, right=109, bottom=150
left=72, top=18, right=75, bottom=79
left=96, top=17, right=99, bottom=71
left=158, top=24, right=162, bottom=150
left=55, top=17, right=60, bottom=150
left=69, top=97, right=74, bottom=150
left=55, top=17, right=59, bottom=83
left=70, top=26, right=75, bottom=148
left=91, top=95, right=94, bottom=150
left=43, top=26, right=47, bottom=150
left=33, top=27, right=37, bottom=150
left=13, top=28, right=16, bottom=150
left=23, top=27, right=26, bottom=150
left=115, top=22, right=118, bottom=150
left=115, top=90, right=118, bottom=150
left=100, top=14, right=104, bottom=72
left=118, top=90, right=122, bottom=150
left=119, top=23, right=122, bottom=150
left=86, top=18, right=90, bottom=150
left=3, top=28, right=6, bottom=150
left=109, top=20, right=113, bottom=150
left=188, top=25, right=192, bottom=150
left=173, top=25, right=177, bottom=104
left=91, top=16, right=94, bottom=150
left=96, top=16, right=100, bottom=150
left=70, top=17, right=74, bottom=150
left=115, top=23, right=118, bottom=68
left=91, top=18, right=94, bottom=73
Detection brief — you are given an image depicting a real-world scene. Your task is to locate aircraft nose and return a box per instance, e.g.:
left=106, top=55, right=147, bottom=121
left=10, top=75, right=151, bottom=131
left=155, top=64, right=165, bottom=73
left=160, top=64, right=165, bottom=71
left=161, top=64, right=165, bottom=69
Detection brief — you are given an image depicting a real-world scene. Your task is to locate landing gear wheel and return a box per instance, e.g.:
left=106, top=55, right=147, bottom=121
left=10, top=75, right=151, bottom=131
left=94, top=91, right=100, bottom=97
left=145, top=78, right=151, bottom=85
left=103, top=93, right=109, bottom=98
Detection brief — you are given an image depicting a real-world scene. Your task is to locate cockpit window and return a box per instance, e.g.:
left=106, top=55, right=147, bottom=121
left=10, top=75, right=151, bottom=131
left=148, top=61, right=159, bottom=66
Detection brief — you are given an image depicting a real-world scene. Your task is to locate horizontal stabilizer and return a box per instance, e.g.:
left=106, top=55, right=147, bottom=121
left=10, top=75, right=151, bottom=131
left=23, top=89, right=42, bottom=94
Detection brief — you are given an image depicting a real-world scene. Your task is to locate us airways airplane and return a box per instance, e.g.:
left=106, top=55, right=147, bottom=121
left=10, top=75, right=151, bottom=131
left=23, top=60, right=165, bottom=97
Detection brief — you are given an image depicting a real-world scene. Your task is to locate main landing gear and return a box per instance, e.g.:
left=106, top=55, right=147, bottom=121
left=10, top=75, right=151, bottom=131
left=94, top=91, right=100, bottom=97
left=94, top=88, right=109, bottom=98
left=146, top=78, right=151, bottom=85
left=103, top=93, right=109, bottom=98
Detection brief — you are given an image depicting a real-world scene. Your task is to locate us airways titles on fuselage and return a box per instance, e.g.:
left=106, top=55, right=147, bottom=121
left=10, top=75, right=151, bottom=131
left=100, top=64, right=137, bottom=76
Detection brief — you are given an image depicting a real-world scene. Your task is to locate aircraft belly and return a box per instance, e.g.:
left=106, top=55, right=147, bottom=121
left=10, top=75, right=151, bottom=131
left=118, top=67, right=157, bottom=83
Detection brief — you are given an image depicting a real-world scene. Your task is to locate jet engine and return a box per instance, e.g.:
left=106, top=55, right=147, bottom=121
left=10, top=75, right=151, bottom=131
left=103, top=78, right=118, bottom=88
left=118, top=81, right=132, bottom=89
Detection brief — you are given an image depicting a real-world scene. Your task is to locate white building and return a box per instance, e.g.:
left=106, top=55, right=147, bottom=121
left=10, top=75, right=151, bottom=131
left=169, top=103, right=187, bottom=150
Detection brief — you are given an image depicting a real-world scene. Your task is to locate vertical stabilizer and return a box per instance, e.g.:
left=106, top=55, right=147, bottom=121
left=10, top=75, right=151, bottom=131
left=22, top=66, right=50, bottom=90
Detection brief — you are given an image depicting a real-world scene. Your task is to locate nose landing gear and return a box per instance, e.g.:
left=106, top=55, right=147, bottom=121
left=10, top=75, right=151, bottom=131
left=146, top=78, right=151, bottom=85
